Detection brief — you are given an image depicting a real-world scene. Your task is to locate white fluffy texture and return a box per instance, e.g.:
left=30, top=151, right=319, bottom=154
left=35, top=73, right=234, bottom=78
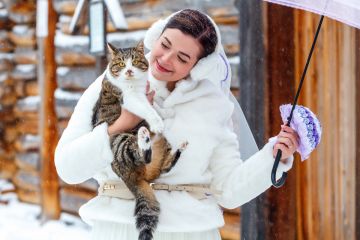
left=105, top=62, right=164, bottom=133
left=55, top=72, right=294, bottom=232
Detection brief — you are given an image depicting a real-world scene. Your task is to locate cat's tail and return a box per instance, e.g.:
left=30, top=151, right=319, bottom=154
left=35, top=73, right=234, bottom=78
left=134, top=181, right=160, bottom=240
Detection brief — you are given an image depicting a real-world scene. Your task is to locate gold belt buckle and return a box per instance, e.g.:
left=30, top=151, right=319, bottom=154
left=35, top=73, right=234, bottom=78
left=103, top=183, right=115, bottom=191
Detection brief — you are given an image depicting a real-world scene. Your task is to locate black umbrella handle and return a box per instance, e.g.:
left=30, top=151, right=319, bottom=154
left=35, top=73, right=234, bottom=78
left=270, top=15, right=324, bottom=188
left=271, top=149, right=288, bottom=188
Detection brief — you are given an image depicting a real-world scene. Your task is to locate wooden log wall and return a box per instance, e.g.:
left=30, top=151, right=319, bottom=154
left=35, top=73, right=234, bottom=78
left=293, top=10, right=357, bottom=240
left=0, top=0, right=42, bottom=204
left=52, top=0, right=241, bottom=239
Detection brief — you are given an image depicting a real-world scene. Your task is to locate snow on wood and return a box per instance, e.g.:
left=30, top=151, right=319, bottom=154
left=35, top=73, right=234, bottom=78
left=14, top=134, right=40, bottom=152
left=11, top=64, right=36, bottom=81
left=15, top=95, right=40, bottom=112
left=60, top=187, right=95, bottom=214
left=53, top=0, right=77, bottom=15
left=55, top=88, right=82, bottom=119
left=8, top=1, right=36, bottom=24
left=56, top=66, right=98, bottom=91
left=15, top=152, right=40, bottom=171
left=8, top=25, right=36, bottom=47
left=55, top=29, right=146, bottom=52
left=14, top=47, right=37, bottom=64
left=13, top=169, right=40, bottom=191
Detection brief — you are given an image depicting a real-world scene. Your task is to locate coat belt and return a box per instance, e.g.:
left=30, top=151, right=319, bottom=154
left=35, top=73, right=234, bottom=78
left=98, top=180, right=222, bottom=200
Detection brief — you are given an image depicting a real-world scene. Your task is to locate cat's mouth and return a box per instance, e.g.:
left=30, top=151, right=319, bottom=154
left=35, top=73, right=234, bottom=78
left=155, top=60, right=172, bottom=73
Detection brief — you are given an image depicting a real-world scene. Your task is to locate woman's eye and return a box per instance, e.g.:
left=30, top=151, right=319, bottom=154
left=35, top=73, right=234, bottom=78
left=178, top=57, right=187, bottom=64
left=161, top=43, right=169, bottom=49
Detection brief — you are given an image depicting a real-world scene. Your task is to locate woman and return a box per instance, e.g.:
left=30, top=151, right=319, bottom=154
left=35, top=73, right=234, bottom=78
left=55, top=9, right=299, bottom=240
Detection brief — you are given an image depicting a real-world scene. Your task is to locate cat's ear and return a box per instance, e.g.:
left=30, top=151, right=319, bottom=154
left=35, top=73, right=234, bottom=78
left=135, top=40, right=145, bottom=54
left=107, top=42, right=119, bottom=58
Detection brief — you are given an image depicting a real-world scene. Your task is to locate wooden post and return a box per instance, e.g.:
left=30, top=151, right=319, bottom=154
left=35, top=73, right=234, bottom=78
left=237, top=0, right=267, bottom=239
left=356, top=28, right=360, bottom=240
left=38, top=0, right=60, bottom=220
left=264, top=3, right=296, bottom=239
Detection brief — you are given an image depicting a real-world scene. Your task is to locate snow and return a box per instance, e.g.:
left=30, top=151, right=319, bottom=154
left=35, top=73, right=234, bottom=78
left=13, top=25, right=34, bottom=36
left=54, top=88, right=82, bottom=101
left=54, top=29, right=147, bottom=48
left=0, top=9, right=7, bottom=18
left=14, top=64, right=36, bottom=74
left=0, top=179, right=91, bottom=240
left=56, top=66, right=70, bottom=76
left=16, top=96, right=40, bottom=111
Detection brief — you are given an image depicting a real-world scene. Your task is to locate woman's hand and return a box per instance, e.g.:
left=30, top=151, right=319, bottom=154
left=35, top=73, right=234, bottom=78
left=107, top=82, right=155, bottom=136
left=273, top=125, right=299, bottom=162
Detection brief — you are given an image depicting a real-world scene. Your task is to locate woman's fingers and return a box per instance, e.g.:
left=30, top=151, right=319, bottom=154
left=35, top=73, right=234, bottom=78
left=277, top=131, right=299, bottom=149
left=273, top=143, right=291, bottom=162
left=146, top=90, right=155, bottom=104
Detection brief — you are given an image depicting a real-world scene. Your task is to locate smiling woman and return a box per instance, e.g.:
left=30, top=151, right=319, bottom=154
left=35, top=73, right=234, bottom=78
left=54, top=8, right=298, bottom=240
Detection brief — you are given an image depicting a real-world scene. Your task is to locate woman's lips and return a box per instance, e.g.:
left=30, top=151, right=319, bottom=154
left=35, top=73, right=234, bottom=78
left=155, top=60, right=172, bottom=73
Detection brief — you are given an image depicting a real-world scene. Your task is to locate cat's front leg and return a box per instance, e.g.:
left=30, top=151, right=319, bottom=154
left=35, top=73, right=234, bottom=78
left=123, top=94, right=164, bottom=133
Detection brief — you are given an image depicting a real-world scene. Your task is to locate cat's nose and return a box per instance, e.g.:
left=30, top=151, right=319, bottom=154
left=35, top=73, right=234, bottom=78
left=126, top=69, right=133, bottom=77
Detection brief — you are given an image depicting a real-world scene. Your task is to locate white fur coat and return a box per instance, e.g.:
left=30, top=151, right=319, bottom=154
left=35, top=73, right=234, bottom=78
left=54, top=72, right=293, bottom=232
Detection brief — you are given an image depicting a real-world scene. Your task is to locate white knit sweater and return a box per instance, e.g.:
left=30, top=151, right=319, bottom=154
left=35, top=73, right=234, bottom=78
left=54, top=72, right=293, bottom=232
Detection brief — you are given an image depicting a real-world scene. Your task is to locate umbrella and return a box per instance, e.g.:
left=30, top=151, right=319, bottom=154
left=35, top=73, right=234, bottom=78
left=262, top=0, right=360, bottom=187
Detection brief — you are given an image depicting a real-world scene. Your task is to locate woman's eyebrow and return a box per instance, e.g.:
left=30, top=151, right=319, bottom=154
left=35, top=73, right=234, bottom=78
left=164, top=36, right=191, bottom=60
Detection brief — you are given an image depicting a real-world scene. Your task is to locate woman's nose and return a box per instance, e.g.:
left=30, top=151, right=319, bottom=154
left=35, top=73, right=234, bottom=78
left=160, top=51, right=173, bottom=64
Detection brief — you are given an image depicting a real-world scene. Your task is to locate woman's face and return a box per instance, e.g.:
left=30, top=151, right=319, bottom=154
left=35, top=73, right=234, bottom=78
left=150, top=28, right=203, bottom=82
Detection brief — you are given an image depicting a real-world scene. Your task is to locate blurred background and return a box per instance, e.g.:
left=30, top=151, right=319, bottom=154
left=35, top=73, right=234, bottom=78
left=0, top=0, right=359, bottom=239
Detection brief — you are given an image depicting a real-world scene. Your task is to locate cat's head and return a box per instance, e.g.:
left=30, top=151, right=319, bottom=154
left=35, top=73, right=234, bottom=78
left=106, top=41, right=149, bottom=85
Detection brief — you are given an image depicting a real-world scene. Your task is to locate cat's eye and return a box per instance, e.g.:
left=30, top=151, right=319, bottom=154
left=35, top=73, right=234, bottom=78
left=133, top=60, right=139, bottom=65
left=119, top=62, right=125, bottom=67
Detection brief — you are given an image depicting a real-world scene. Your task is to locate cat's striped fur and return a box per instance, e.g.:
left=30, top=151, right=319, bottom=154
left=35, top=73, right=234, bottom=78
left=92, top=41, right=186, bottom=240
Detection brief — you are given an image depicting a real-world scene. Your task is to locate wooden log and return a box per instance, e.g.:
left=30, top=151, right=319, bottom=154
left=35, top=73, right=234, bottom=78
left=17, top=188, right=41, bottom=204
left=8, top=1, right=36, bottom=24
left=220, top=212, right=241, bottom=240
left=0, top=89, right=17, bottom=106
left=13, top=47, right=37, bottom=64
left=0, top=31, right=14, bottom=52
left=57, top=118, right=69, bottom=136
left=55, top=52, right=96, bottom=66
left=8, top=25, right=36, bottom=47
left=0, top=106, right=15, bottom=123
left=16, top=117, right=38, bottom=135
left=15, top=151, right=40, bottom=172
left=0, top=58, right=13, bottom=72
left=356, top=28, right=360, bottom=240
left=56, top=66, right=99, bottom=91
left=38, top=1, right=61, bottom=220
left=53, top=0, right=77, bottom=15
left=0, top=71, right=13, bottom=87
left=0, top=158, right=17, bottom=179
left=54, top=88, right=81, bottom=119
left=59, top=178, right=99, bottom=192
left=11, top=64, right=36, bottom=81
left=14, top=80, right=38, bottom=97
left=264, top=3, right=296, bottom=240
left=60, top=187, right=96, bottom=215
left=237, top=1, right=267, bottom=238
left=14, top=95, right=39, bottom=113
left=14, top=134, right=40, bottom=152
left=3, top=123, right=17, bottom=143
left=12, top=169, right=40, bottom=192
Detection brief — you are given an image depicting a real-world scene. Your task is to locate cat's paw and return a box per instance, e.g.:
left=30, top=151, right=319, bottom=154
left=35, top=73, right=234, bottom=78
left=179, top=141, right=189, bottom=152
left=148, top=116, right=164, bottom=134
left=137, top=127, right=151, bottom=151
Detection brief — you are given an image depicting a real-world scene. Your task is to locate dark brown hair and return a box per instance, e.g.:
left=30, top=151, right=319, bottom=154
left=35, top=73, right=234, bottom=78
left=163, top=9, right=218, bottom=59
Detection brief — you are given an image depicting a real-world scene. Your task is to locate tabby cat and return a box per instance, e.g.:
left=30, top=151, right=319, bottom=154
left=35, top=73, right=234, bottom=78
left=92, top=41, right=187, bottom=240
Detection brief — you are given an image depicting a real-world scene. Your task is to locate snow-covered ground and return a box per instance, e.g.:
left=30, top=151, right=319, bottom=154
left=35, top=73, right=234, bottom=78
left=0, top=180, right=91, bottom=240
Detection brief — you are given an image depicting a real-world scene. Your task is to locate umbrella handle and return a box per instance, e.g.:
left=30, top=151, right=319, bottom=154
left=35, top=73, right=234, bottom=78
left=271, top=149, right=288, bottom=188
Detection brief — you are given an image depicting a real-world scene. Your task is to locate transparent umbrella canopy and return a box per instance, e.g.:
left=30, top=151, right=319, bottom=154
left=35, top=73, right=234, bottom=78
left=262, top=0, right=360, bottom=187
